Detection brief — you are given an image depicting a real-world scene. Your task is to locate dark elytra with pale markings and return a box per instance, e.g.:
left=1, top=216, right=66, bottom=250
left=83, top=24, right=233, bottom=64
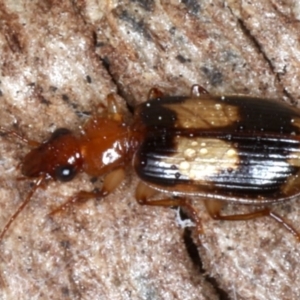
left=134, top=95, right=300, bottom=203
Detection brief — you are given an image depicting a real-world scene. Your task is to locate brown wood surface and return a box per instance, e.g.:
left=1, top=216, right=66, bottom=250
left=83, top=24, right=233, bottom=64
left=0, top=1, right=300, bottom=299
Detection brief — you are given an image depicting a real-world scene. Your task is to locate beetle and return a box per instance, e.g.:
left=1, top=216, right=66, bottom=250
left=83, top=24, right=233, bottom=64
left=0, top=85, right=300, bottom=241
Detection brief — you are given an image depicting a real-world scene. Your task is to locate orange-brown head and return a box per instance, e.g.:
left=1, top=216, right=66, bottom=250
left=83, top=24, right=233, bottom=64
left=21, top=128, right=83, bottom=182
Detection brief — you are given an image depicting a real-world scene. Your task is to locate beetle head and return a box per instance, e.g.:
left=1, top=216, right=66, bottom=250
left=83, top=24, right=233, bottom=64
left=21, top=128, right=83, bottom=182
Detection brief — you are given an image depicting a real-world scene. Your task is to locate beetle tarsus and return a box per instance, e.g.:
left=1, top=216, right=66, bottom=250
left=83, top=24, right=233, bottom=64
left=269, top=211, right=300, bottom=241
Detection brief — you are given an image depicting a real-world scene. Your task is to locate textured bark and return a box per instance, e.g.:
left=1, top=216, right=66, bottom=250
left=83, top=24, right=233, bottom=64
left=0, top=0, right=299, bottom=299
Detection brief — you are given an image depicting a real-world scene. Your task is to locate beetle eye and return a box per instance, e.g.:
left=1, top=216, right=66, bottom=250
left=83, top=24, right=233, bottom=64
left=55, top=165, right=76, bottom=182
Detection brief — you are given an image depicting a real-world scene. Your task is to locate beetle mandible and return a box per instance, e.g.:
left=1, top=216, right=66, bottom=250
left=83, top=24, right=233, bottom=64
left=0, top=85, right=300, bottom=241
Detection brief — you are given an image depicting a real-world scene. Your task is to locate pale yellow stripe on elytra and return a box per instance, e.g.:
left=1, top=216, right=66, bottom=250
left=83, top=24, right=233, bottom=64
left=163, top=96, right=239, bottom=129
left=164, top=137, right=239, bottom=181
left=287, top=149, right=300, bottom=167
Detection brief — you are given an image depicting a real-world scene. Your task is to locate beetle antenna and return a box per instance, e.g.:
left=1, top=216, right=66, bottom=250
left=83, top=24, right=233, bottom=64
left=0, top=126, right=40, bottom=147
left=0, top=175, right=46, bottom=242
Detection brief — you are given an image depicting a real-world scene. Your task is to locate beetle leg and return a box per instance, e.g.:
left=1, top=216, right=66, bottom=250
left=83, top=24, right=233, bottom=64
left=94, top=93, right=123, bottom=122
left=190, top=84, right=209, bottom=97
left=49, top=168, right=125, bottom=215
left=106, top=93, right=122, bottom=118
left=204, top=200, right=300, bottom=240
left=147, top=88, right=164, bottom=100
left=135, top=181, right=203, bottom=234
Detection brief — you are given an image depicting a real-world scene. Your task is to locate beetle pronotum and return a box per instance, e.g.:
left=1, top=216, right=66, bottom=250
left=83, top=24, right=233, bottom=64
left=0, top=85, right=300, bottom=241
